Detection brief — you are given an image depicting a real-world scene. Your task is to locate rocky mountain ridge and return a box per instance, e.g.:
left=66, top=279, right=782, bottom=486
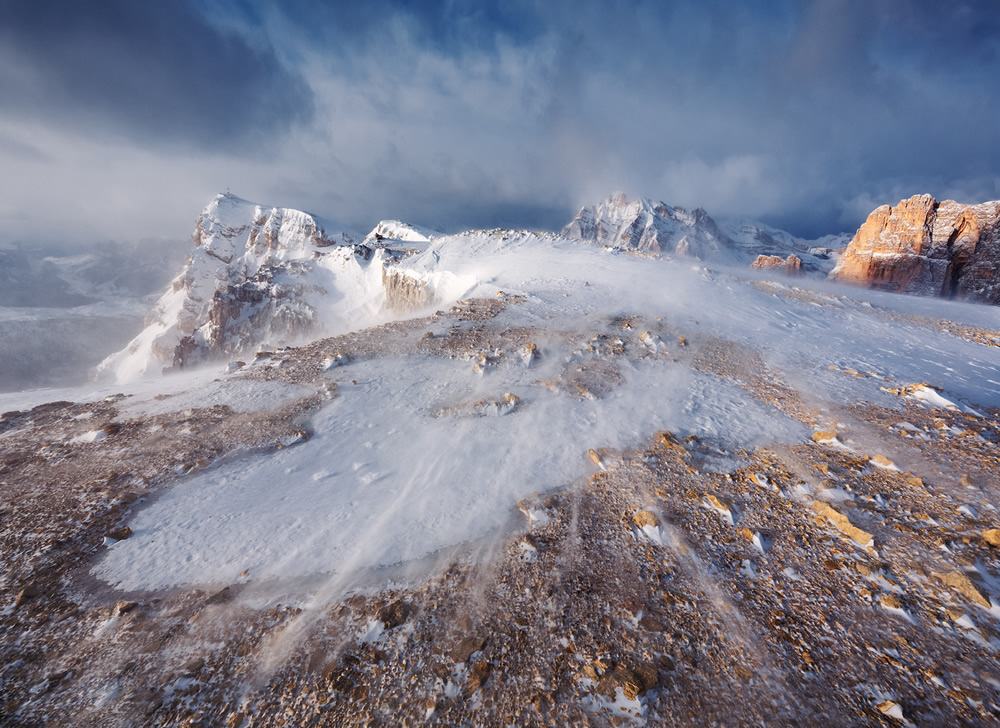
left=830, top=194, right=1000, bottom=305
left=561, top=192, right=843, bottom=273
left=95, top=194, right=403, bottom=382
left=95, top=190, right=1000, bottom=387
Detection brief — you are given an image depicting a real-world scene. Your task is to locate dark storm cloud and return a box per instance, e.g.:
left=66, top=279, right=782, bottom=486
left=252, top=0, right=999, bottom=236
left=0, top=0, right=313, bottom=150
left=0, top=0, right=997, bottom=246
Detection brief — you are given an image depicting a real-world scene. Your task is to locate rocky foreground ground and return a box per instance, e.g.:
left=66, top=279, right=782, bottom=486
left=2, top=292, right=999, bottom=727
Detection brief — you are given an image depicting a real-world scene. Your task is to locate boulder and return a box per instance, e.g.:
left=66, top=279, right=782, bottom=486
left=749, top=254, right=803, bottom=276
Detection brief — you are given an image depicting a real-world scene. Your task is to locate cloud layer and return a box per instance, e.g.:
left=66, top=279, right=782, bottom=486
left=0, top=0, right=997, bottom=244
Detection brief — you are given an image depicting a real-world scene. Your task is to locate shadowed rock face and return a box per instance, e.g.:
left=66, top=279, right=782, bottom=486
left=830, top=194, right=1000, bottom=304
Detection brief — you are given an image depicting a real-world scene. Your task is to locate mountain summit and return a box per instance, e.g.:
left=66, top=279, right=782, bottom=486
left=562, top=191, right=733, bottom=259
left=95, top=193, right=373, bottom=382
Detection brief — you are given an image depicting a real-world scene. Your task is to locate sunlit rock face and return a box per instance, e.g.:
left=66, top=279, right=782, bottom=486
left=830, top=194, right=1000, bottom=304
left=750, top=254, right=803, bottom=276
left=562, top=191, right=736, bottom=260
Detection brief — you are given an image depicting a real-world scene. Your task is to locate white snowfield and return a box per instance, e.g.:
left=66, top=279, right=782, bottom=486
left=69, top=227, right=1000, bottom=594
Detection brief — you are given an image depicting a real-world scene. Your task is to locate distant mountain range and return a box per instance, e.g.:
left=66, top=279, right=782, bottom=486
left=92, top=190, right=1000, bottom=383
left=562, top=191, right=848, bottom=270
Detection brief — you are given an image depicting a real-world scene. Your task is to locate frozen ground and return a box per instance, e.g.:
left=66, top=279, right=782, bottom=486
left=2, top=230, right=999, bottom=726
left=82, top=232, right=999, bottom=592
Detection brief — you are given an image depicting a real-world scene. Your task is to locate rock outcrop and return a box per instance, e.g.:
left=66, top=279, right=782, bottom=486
left=830, top=194, right=1000, bottom=304
left=95, top=193, right=397, bottom=381
left=749, top=254, right=803, bottom=276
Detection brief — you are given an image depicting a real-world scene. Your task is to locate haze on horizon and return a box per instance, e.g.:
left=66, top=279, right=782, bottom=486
left=0, top=0, right=998, bottom=247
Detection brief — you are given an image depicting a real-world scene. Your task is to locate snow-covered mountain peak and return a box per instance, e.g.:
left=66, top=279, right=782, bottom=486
left=95, top=194, right=376, bottom=383
left=363, top=219, right=441, bottom=245
left=194, top=192, right=360, bottom=271
left=562, top=191, right=733, bottom=260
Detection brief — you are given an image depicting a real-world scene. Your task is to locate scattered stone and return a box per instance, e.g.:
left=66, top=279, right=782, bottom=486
left=870, top=454, right=895, bottom=469
left=466, top=661, right=491, bottom=695
left=705, top=495, right=733, bottom=520
left=638, top=615, right=666, bottom=632
left=881, top=594, right=903, bottom=609
left=812, top=502, right=874, bottom=549
left=15, top=583, right=39, bottom=606
left=114, top=600, right=138, bottom=616
left=377, top=599, right=412, bottom=629
left=734, top=665, right=754, bottom=680
left=206, top=586, right=232, bottom=605
left=945, top=606, right=966, bottom=622
left=450, top=636, right=486, bottom=663
left=935, top=571, right=991, bottom=608
left=105, top=526, right=133, bottom=541
left=876, top=700, right=905, bottom=721
left=596, top=665, right=643, bottom=700
left=656, top=430, right=686, bottom=454
left=181, top=658, right=205, bottom=677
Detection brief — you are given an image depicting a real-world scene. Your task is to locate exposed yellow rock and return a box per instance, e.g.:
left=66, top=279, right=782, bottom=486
left=587, top=449, right=603, bottom=467
left=935, top=570, right=990, bottom=608
left=750, top=254, right=803, bottom=276
left=706, top=495, right=732, bottom=516
left=831, top=194, right=1000, bottom=303
left=983, top=529, right=1000, bottom=547
left=812, top=430, right=837, bottom=443
left=870, top=454, right=895, bottom=468
left=632, top=510, right=660, bottom=529
left=881, top=594, right=902, bottom=609
left=812, top=502, right=874, bottom=548
left=655, top=430, right=686, bottom=454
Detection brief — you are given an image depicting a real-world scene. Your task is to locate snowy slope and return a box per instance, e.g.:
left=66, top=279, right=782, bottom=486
left=78, top=230, right=1000, bottom=592
left=0, top=239, right=187, bottom=391
left=5, top=216, right=1000, bottom=726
